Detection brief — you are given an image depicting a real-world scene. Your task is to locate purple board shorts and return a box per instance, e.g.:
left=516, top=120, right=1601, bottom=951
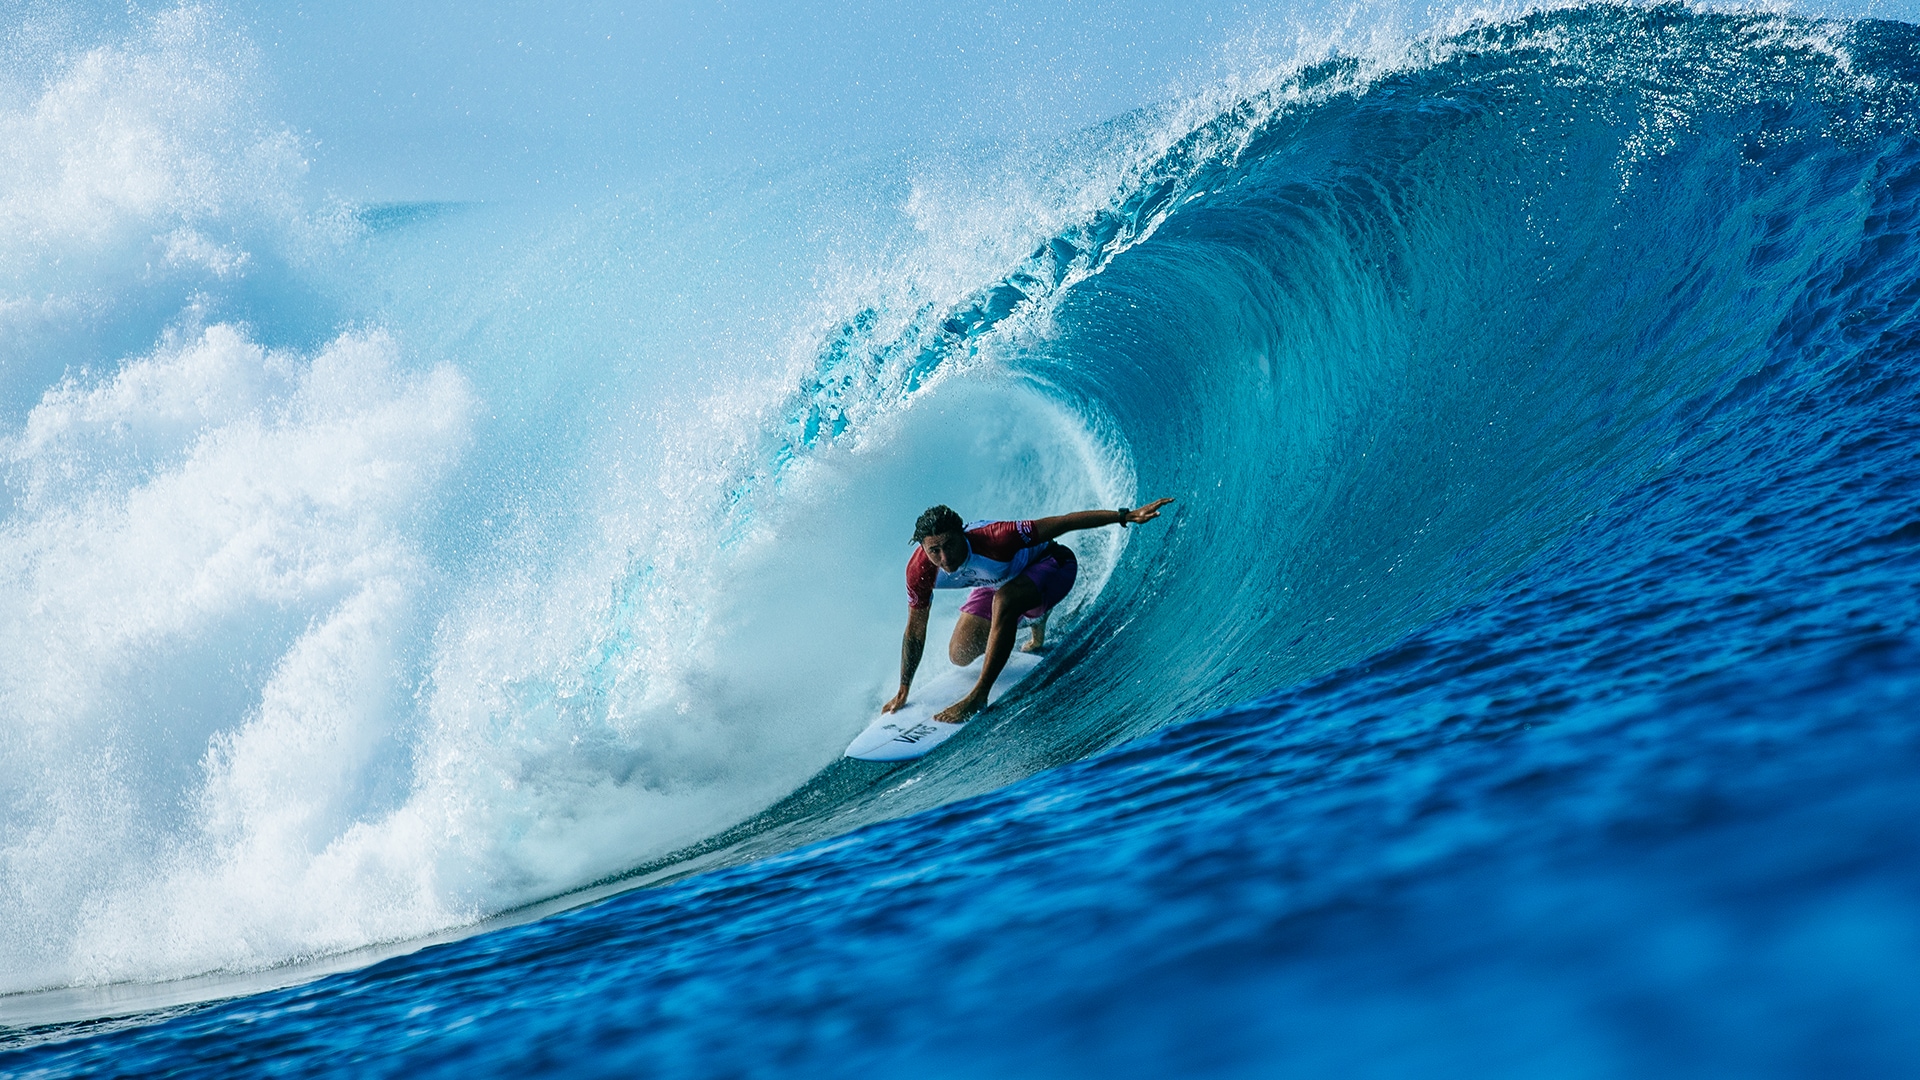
left=960, top=548, right=1078, bottom=622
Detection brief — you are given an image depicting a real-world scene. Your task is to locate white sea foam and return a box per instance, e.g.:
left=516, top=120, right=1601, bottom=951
left=0, top=4, right=307, bottom=288
left=0, top=326, right=1119, bottom=992
left=0, top=1, right=1139, bottom=996
left=0, top=323, right=472, bottom=988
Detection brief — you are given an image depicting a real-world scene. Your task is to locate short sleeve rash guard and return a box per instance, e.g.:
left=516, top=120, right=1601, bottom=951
left=905, top=520, right=1047, bottom=608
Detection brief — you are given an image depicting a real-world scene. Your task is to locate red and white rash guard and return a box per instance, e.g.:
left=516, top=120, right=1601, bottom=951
left=906, top=520, right=1064, bottom=608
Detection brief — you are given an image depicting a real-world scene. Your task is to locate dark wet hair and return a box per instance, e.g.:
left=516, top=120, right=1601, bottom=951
left=912, top=504, right=964, bottom=541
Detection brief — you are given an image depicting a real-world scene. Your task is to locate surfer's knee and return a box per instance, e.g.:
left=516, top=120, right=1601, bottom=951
left=993, top=578, right=1041, bottom=614
left=949, top=615, right=988, bottom=664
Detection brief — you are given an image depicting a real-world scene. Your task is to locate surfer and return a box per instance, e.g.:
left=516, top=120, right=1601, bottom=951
left=883, top=498, right=1176, bottom=724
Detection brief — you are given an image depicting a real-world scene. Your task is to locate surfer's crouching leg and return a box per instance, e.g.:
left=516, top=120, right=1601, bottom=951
left=949, top=612, right=990, bottom=666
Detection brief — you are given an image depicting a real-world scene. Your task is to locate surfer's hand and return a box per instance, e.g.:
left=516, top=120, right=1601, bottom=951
left=1126, top=497, right=1176, bottom=525
left=882, top=688, right=910, bottom=714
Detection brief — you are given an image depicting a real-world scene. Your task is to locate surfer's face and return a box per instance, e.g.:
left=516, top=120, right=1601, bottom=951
left=921, top=530, right=969, bottom=572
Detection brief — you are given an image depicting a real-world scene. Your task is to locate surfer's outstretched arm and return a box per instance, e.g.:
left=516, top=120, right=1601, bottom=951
left=882, top=604, right=931, bottom=714
left=1029, top=497, right=1175, bottom=542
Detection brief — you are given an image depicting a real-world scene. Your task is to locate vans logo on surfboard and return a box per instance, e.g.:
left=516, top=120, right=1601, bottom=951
left=843, top=651, right=1043, bottom=762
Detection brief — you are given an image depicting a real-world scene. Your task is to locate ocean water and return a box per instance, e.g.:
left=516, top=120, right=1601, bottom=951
left=5, top=0, right=1920, bottom=1075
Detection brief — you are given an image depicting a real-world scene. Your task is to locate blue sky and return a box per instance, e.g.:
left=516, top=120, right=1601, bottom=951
left=27, top=0, right=1920, bottom=198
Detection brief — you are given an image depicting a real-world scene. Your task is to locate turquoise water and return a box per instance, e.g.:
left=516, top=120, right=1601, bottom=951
left=5, top=2, right=1920, bottom=1075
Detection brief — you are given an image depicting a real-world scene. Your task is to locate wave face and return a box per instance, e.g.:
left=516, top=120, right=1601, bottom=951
left=9, top=2, right=1920, bottom=1073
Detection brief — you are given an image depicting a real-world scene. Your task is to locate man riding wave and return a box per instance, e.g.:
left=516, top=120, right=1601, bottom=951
left=884, top=498, right=1175, bottom=724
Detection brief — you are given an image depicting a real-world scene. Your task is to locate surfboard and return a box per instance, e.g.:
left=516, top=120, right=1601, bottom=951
left=844, top=650, right=1044, bottom=762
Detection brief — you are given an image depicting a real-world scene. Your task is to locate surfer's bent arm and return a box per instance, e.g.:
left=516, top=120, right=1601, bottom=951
left=883, top=605, right=931, bottom=714
left=1029, top=497, right=1176, bottom=543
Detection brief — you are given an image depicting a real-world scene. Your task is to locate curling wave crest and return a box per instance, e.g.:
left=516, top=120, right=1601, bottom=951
left=7, top=2, right=1920, bottom=1021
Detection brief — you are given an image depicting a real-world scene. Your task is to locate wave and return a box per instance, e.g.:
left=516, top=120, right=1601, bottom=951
left=749, top=1, right=1920, bottom=755
left=6, top=0, right=1920, bottom=1006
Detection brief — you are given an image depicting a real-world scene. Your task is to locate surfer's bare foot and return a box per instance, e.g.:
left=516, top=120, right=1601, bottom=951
left=1021, top=614, right=1048, bottom=653
left=933, top=694, right=984, bottom=724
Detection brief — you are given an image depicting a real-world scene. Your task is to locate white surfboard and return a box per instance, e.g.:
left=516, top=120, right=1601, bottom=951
left=845, top=650, right=1044, bottom=762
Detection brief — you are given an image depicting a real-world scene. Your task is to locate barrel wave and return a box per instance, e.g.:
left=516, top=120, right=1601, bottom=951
left=6, top=3, right=1920, bottom=1075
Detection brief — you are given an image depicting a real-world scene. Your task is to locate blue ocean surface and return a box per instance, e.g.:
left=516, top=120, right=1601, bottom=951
left=5, top=1, right=1920, bottom=1076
